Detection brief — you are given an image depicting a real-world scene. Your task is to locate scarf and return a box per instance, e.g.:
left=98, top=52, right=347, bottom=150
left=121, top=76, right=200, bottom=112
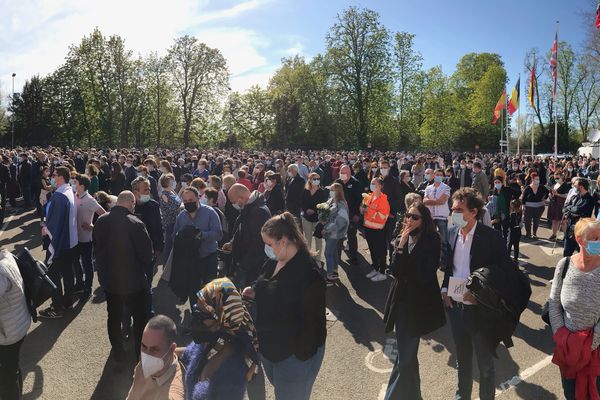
left=196, top=278, right=260, bottom=381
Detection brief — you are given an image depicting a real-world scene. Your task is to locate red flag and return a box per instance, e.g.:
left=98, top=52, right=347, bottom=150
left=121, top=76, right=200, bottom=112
left=508, top=78, right=520, bottom=115
left=528, top=64, right=536, bottom=110
left=596, top=1, right=600, bottom=29
left=550, top=32, right=558, bottom=99
left=492, top=90, right=507, bottom=124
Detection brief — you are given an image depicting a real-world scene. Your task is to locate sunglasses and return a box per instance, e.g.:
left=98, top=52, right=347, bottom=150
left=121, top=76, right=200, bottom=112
left=404, top=213, right=422, bottom=221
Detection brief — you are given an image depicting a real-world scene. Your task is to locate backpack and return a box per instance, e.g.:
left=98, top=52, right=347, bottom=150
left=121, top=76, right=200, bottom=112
left=13, top=247, right=57, bottom=322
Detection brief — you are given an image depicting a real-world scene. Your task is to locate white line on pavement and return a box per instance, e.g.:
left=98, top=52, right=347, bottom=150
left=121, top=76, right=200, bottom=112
left=377, top=383, right=387, bottom=400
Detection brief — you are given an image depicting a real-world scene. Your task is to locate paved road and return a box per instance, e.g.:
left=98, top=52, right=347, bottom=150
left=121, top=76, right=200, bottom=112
left=3, top=208, right=565, bottom=399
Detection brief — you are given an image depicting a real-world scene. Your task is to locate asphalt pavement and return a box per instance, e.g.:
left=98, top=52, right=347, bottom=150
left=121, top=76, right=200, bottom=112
left=2, top=208, right=565, bottom=400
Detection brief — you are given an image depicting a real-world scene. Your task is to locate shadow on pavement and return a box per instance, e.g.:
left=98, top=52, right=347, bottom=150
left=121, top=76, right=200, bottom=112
left=21, top=305, right=84, bottom=400
left=89, top=354, right=136, bottom=400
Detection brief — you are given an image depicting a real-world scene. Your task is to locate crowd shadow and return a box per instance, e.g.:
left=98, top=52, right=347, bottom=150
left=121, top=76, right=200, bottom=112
left=20, top=304, right=84, bottom=400
left=89, top=352, right=136, bottom=400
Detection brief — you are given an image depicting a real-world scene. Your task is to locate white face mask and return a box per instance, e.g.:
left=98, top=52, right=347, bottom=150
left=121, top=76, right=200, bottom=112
left=380, top=168, right=389, bottom=177
left=340, top=173, right=349, bottom=181
left=141, top=350, right=169, bottom=379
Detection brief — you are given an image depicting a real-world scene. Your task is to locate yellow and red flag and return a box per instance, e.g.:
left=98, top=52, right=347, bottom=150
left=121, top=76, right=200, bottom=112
left=492, top=89, right=507, bottom=124
left=508, top=78, right=520, bottom=115
left=528, top=64, right=536, bottom=110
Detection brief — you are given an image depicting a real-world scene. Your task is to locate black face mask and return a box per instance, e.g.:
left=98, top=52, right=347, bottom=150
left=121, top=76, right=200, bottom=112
left=184, top=201, right=198, bottom=213
left=192, top=325, right=220, bottom=344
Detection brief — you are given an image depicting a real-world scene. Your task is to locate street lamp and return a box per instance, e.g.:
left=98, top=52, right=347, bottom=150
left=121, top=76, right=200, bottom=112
left=11, top=73, right=15, bottom=149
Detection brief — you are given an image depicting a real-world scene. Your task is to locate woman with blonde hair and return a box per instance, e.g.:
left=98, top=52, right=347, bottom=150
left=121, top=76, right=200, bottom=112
left=322, top=183, right=349, bottom=282
left=548, top=217, right=600, bottom=399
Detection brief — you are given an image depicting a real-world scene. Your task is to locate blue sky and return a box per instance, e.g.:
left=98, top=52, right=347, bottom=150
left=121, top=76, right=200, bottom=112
left=0, top=0, right=594, bottom=106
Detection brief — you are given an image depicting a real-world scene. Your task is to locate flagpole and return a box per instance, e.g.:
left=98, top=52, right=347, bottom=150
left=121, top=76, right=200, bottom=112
left=554, top=20, right=559, bottom=158
left=501, top=107, right=504, bottom=153
left=517, top=73, right=521, bottom=155
left=506, top=86, right=510, bottom=156
left=531, top=113, right=535, bottom=157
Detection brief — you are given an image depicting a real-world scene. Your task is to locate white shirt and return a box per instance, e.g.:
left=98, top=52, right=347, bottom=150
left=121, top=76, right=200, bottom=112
left=442, top=222, right=478, bottom=294
left=424, top=182, right=450, bottom=219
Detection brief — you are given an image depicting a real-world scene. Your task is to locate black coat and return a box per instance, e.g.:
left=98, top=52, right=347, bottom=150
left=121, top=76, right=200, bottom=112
left=134, top=199, right=164, bottom=253
left=169, top=225, right=203, bottom=300
left=265, top=184, right=286, bottom=216
left=384, top=232, right=446, bottom=337
left=93, top=206, right=154, bottom=295
left=285, top=176, right=305, bottom=216
left=382, top=175, right=402, bottom=216
left=231, top=194, right=271, bottom=275
left=17, top=161, right=32, bottom=186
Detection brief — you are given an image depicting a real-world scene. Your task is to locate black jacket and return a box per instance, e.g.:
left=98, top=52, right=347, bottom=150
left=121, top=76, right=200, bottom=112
left=134, top=199, right=164, bottom=253
left=93, top=206, right=154, bottom=295
left=17, top=161, right=32, bottom=185
left=285, top=176, right=305, bottom=215
left=264, top=184, right=286, bottom=216
left=169, top=225, right=203, bottom=300
left=337, top=176, right=363, bottom=218
left=301, top=188, right=327, bottom=223
left=384, top=232, right=445, bottom=336
left=563, top=191, right=595, bottom=229
left=382, top=175, right=402, bottom=216
left=232, top=194, right=271, bottom=274
left=253, top=250, right=326, bottom=362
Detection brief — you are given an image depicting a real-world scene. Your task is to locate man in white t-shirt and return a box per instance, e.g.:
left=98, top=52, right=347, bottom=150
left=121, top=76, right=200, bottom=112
left=424, top=168, right=451, bottom=259
left=74, top=174, right=105, bottom=300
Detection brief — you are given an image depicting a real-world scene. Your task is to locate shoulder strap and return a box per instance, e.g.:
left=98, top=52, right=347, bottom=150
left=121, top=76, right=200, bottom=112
left=561, top=256, right=570, bottom=280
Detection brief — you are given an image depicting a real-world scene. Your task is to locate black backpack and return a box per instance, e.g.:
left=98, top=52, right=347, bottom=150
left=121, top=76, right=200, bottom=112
left=13, top=247, right=57, bottom=322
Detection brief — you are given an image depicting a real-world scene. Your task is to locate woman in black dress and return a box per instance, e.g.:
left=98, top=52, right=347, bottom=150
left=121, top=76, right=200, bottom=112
left=548, top=170, right=570, bottom=240
left=520, top=171, right=549, bottom=238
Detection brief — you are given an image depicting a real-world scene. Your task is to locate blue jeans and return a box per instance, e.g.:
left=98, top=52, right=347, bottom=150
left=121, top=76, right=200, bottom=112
left=324, top=238, right=340, bottom=274
left=434, top=219, right=448, bottom=261
left=447, top=305, right=495, bottom=400
left=561, top=376, right=600, bottom=400
left=261, top=345, right=325, bottom=400
left=384, top=306, right=422, bottom=400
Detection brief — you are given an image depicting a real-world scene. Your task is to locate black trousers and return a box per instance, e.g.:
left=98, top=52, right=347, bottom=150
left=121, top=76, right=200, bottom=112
left=364, top=227, right=387, bottom=272
left=47, top=247, right=75, bottom=310
left=507, top=228, right=521, bottom=261
left=105, top=289, right=148, bottom=358
left=0, top=337, right=24, bottom=400
left=188, top=252, right=218, bottom=307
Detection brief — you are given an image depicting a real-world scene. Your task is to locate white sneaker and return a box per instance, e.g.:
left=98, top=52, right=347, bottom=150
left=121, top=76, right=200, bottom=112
left=366, top=270, right=378, bottom=278
left=371, top=272, right=387, bottom=282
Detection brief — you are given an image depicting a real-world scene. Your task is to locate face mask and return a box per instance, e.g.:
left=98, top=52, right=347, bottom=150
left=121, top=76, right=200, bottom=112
left=200, top=196, right=208, bottom=205
left=586, top=240, right=600, bottom=256
left=171, top=181, right=177, bottom=191
left=494, top=183, right=503, bottom=190
left=329, top=191, right=335, bottom=199
left=460, top=165, right=466, bottom=169
left=139, top=194, right=151, bottom=204
left=533, top=179, right=540, bottom=185
left=424, top=174, right=430, bottom=181
left=312, top=179, right=320, bottom=186
left=264, top=244, right=278, bottom=260
left=568, top=167, right=573, bottom=172
left=451, top=212, right=468, bottom=229
left=69, top=179, right=77, bottom=187
left=434, top=176, right=443, bottom=183
left=232, top=203, right=243, bottom=211
left=370, top=184, right=377, bottom=192
left=125, top=163, right=132, bottom=168
left=184, top=201, right=198, bottom=213
left=340, top=173, right=349, bottom=181
left=191, top=322, right=220, bottom=344
left=181, top=182, right=188, bottom=189
left=380, top=168, right=389, bottom=177
left=50, top=178, right=57, bottom=188
left=288, top=171, right=293, bottom=178
left=141, top=350, right=168, bottom=379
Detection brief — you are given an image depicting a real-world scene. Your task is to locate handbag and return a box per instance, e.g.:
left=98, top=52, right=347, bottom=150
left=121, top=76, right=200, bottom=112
left=541, top=257, right=569, bottom=325
left=14, top=247, right=57, bottom=322
left=313, top=222, right=324, bottom=239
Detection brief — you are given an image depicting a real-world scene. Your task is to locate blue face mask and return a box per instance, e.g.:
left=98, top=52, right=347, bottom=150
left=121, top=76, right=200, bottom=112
left=434, top=175, right=443, bottom=183
left=139, top=194, right=151, bottom=204
left=264, top=244, right=278, bottom=260
left=424, top=174, right=430, bottom=181
left=586, top=240, right=600, bottom=256
left=451, top=212, right=468, bottom=229
left=494, top=183, right=503, bottom=190
left=50, top=178, right=57, bottom=188
left=370, top=184, right=377, bottom=192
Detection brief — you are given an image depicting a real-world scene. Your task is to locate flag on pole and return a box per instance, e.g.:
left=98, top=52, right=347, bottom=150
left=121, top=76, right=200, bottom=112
left=492, top=89, right=507, bottom=124
left=550, top=32, right=558, bottom=99
left=528, top=64, right=536, bottom=109
left=508, top=78, right=520, bottom=115
left=596, top=1, right=600, bottom=29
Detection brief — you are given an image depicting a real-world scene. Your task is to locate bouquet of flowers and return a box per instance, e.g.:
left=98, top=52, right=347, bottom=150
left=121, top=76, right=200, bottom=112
left=361, top=193, right=370, bottom=209
left=313, top=202, right=331, bottom=239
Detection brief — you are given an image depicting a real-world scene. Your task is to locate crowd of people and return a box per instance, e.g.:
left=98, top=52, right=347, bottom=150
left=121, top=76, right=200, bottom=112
left=0, top=146, right=599, bottom=399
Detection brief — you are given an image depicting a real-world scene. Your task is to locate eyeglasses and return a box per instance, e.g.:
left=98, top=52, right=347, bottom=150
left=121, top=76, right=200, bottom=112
left=404, top=213, right=422, bottom=221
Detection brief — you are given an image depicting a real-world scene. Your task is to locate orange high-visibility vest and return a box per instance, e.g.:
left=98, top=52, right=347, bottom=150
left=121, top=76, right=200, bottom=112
left=362, top=192, right=390, bottom=230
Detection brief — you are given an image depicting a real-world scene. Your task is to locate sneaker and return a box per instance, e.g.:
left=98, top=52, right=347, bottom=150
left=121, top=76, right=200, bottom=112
left=370, top=272, right=387, bottom=282
left=549, top=234, right=556, bottom=241
left=326, top=279, right=336, bottom=287
left=366, top=270, right=378, bottom=279
left=327, top=272, right=339, bottom=281
left=38, top=307, right=64, bottom=319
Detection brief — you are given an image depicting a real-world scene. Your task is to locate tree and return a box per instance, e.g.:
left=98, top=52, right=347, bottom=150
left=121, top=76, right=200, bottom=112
left=555, top=42, right=583, bottom=136
left=167, top=35, right=229, bottom=147
left=574, top=57, right=600, bottom=142
left=392, top=31, right=423, bottom=145
left=325, top=6, right=392, bottom=147
left=229, top=86, right=274, bottom=147
left=525, top=48, right=548, bottom=139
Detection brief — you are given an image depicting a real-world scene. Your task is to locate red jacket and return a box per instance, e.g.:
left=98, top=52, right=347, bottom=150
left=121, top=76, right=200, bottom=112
left=552, top=326, right=600, bottom=400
